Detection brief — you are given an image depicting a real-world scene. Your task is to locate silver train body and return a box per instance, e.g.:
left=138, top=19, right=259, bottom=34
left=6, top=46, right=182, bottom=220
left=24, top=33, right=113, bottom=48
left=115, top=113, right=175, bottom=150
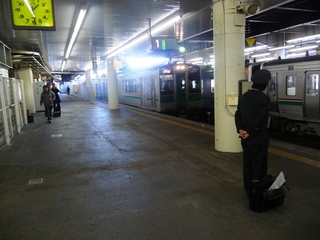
left=94, top=63, right=203, bottom=113
left=249, top=55, right=320, bottom=136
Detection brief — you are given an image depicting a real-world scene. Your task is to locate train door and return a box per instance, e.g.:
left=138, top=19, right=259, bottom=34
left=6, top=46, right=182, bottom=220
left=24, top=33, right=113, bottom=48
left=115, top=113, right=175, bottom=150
left=268, top=72, right=279, bottom=114
left=305, top=71, right=320, bottom=121
left=277, top=71, right=304, bottom=121
left=150, top=76, right=156, bottom=110
left=175, top=72, right=187, bottom=108
left=140, top=77, right=148, bottom=109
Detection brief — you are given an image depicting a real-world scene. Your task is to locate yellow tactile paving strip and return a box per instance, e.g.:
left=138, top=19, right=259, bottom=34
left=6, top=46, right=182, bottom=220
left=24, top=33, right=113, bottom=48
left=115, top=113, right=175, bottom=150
left=268, top=148, right=320, bottom=168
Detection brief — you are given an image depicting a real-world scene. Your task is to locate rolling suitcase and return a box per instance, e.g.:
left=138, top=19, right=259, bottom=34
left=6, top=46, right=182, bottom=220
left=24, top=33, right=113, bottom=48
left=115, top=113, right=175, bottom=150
left=53, top=106, right=61, bottom=117
left=249, top=174, right=290, bottom=212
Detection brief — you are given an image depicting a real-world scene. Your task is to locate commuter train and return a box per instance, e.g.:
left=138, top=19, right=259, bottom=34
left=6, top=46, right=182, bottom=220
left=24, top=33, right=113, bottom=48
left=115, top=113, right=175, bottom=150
left=249, top=55, right=320, bottom=136
left=94, top=55, right=320, bottom=136
left=94, top=63, right=214, bottom=117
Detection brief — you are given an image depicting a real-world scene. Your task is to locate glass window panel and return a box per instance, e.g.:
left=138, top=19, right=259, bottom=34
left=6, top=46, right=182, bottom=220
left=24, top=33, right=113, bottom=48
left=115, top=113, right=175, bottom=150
left=286, top=76, right=296, bottom=96
left=306, top=74, right=319, bottom=96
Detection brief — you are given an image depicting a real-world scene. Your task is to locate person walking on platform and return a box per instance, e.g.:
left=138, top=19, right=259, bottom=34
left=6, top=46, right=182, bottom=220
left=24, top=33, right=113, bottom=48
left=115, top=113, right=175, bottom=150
left=40, top=85, right=56, bottom=123
left=74, top=86, right=78, bottom=96
left=67, top=86, right=70, bottom=95
left=234, top=69, right=271, bottom=195
left=51, top=83, right=61, bottom=111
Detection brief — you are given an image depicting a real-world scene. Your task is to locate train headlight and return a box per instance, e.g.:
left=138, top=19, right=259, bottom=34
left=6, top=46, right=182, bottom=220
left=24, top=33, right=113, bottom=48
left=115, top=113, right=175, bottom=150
left=176, top=65, right=186, bottom=70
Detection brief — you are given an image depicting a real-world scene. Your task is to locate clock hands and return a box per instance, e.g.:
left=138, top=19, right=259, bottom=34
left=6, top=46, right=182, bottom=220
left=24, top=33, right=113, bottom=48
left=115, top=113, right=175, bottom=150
left=30, top=4, right=39, bottom=25
left=32, top=4, right=39, bottom=11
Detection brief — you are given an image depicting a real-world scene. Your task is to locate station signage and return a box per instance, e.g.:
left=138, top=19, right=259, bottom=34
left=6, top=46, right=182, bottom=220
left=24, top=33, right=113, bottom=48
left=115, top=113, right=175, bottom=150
left=151, top=38, right=178, bottom=51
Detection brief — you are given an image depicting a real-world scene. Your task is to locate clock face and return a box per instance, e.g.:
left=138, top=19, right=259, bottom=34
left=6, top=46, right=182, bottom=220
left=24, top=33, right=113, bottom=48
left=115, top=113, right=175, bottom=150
left=11, top=0, right=55, bottom=30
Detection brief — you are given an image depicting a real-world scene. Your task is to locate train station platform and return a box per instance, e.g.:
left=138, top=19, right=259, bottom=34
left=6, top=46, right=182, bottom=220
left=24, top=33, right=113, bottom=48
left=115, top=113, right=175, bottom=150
left=0, top=94, right=319, bottom=240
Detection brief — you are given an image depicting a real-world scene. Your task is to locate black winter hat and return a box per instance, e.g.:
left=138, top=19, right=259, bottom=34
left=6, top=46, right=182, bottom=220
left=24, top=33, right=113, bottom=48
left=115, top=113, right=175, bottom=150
left=251, top=69, right=271, bottom=85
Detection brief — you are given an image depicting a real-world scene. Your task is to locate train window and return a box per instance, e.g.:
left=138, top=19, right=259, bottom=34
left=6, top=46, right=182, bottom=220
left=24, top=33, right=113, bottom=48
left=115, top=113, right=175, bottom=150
left=124, top=80, right=138, bottom=93
left=286, top=76, right=296, bottom=96
left=211, top=79, right=215, bottom=93
left=270, top=75, right=276, bottom=92
left=160, top=75, right=173, bottom=94
left=189, top=71, right=201, bottom=93
left=306, top=74, right=319, bottom=96
left=176, top=74, right=186, bottom=91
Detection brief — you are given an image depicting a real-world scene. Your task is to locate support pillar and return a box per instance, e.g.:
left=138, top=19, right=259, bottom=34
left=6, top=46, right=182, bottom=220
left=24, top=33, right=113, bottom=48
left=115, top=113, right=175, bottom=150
left=85, top=69, right=92, bottom=87
left=19, top=68, right=36, bottom=114
left=213, top=0, right=244, bottom=152
left=107, top=60, right=119, bottom=110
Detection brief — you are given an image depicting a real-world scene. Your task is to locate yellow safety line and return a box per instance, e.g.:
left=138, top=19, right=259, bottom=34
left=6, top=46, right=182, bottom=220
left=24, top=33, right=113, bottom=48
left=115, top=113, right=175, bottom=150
left=125, top=107, right=320, bottom=168
left=127, top=108, right=215, bottom=136
left=268, top=148, right=320, bottom=168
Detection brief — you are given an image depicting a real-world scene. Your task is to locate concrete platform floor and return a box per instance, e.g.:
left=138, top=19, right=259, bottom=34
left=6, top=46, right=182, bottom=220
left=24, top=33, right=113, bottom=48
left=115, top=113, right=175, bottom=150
left=0, top=94, right=320, bottom=240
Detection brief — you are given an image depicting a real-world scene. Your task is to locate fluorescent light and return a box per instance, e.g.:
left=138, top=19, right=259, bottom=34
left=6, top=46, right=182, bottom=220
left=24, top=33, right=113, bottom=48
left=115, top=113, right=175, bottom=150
left=251, top=52, right=271, bottom=58
left=245, top=45, right=268, bottom=52
left=189, top=57, right=203, bottom=62
left=255, top=57, right=275, bottom=62
left=289, top=45, right=318, bottom=52
left=61, top=60, right=67, bottom=71
left=150, top=15, right=180, bottom=35
left=64, top=9, right=87, bottom=59
left=107, top=14, right=181, bottom=58
left=287, top=34, right=320, bottom=43
left=269, top=45, right=295, bottom=51
left=286, top=52, right=308, bottom=58
left=190, top=61, right=203, bottom=65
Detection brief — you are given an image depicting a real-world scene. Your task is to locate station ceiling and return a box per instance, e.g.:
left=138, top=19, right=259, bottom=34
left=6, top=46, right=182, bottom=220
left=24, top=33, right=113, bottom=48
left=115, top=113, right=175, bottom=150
left=0, top=0, right=320, bottom=78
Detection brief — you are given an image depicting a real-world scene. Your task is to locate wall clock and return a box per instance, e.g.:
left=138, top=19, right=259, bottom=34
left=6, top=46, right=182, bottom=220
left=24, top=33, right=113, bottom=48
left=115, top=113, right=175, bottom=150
left=11, top=0, right=55, bottom=30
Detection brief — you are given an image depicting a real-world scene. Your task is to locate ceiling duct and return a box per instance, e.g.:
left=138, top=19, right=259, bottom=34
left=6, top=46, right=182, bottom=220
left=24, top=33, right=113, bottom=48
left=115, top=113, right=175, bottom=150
left=11, top=51, right=52, bottom=76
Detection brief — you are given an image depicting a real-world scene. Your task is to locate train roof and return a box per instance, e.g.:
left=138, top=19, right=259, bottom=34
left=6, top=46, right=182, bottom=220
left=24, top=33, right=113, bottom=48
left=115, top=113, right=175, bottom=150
left=262, top=55, right=320, bottom=66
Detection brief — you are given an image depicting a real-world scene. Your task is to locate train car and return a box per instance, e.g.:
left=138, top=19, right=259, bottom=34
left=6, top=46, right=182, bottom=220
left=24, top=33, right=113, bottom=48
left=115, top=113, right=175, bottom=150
left=117, top=63, right=202, bottom=114
left=251, top=55, right=320, bottom=136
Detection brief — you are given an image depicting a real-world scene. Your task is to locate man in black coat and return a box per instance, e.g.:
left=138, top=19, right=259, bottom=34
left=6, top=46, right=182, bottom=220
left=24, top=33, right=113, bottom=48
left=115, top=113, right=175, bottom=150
left=235, top=69, right=271, bottom=195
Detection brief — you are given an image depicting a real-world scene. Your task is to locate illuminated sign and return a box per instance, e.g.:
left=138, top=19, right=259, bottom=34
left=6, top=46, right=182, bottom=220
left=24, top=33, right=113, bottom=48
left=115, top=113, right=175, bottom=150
left=162, top=69, right=172, bottom=74
left=151, top=38, right=178, bottom=51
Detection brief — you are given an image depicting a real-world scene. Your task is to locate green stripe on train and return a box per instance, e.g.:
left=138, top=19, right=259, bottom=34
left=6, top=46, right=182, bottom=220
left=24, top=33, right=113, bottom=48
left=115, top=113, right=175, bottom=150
left=121, top=95, right=140, bottom=99
left=147, top=97, right=159, bottom=102
left=278, top=100, right=302, bottom=106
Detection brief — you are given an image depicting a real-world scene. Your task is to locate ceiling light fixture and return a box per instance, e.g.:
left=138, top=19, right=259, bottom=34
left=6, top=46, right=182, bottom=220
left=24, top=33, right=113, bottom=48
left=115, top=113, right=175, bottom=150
left=286, top=52, right=309, bottom=58
left=61, top=60, right=67, bottom=71
left=255, top=57, right=275, bottom=62
left=61, top=7, right=87, bottom=71
left=289, top=45, right=318, bottom=52
left=269, top=45, right=295, bottom=51
left=107, top=14, right=181, bottom=59
left=189, top=57, right=203, bottom=62
left=251, top=52, right=271, bottom=58
left=287, top=34, right=320, bottom=43
left=244, top=45, right=268, bottom=52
